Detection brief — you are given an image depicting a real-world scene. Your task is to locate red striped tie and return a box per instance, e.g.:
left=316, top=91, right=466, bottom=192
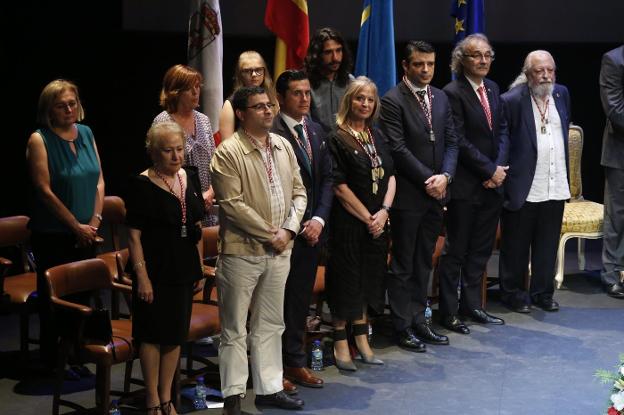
left=477, top=85, right=493, bottom=130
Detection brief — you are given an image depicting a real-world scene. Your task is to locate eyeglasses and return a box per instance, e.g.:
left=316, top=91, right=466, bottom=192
left=241, top=67, right=265, bottom=76
left=53, top=101, right=78, bottom=111
left=464, top=52, right=495, bottom=61
left=247, top=102, right=276, bottom=111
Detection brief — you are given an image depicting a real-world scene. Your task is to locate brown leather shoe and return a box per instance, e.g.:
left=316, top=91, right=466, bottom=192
left=282, top=377, right=298, bottom=395
left=284, top=366, right=324, bottom=388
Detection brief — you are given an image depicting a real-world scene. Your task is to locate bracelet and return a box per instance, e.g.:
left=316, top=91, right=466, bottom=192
left=94, top=213, right=103, bottom=222
left=381, top=205, right=391, bottom=211
left=133, top=260, right=146, bottom=271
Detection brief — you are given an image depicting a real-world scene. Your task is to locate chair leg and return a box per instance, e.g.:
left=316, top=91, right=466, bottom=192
left=186, top=342, right=193, bottom=374
left=578, top=238, right=586, bottom=271
left=53, top=341, right=69, bottom=415
left=95, top=362, right=111, bottom=415
left=554, top=236, right=567, bottom=289
left=19, top=307, right=29, bottom=363
left=110, top=290, right=120, bottom=320
left=123, top=360, right=133, bottom=393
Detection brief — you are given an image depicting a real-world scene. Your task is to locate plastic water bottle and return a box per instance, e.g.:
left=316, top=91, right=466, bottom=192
left=424, top=300, right=433, bottom=326
left=193, top=376, right=208, bottom=410
left=109, top=399, right=121, bottom=415
left=310, top=340, right=323, bottom=371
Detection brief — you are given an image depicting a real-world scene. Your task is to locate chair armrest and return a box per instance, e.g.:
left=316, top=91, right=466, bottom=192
left=51, top=297, right=93, bottom=314
left=112, top=281, right=132, bottom=294
left=0, top=256, right=12, bottom=267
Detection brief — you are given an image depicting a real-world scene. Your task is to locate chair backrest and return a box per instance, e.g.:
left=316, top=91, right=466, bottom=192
left=0, top=216, right=34, bottom=273
left=101, top=196, right=126, bottom=251
left=45, top=258, right=112, bottom=299
left=568, top=124, right=584, bottom=201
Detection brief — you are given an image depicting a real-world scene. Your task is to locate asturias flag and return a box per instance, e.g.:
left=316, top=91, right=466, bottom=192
left=450, top=0, right=485, bottom=43
left=264, top=0, right=309, bottom=80
left=355, top=0, right=396, bottom=97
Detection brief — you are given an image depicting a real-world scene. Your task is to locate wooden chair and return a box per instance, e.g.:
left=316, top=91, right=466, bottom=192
left=555, top=124, right=604, bottom=288
left=45, top=258, right=135, bottom=415
left=0, top=215, right=38, bottom=363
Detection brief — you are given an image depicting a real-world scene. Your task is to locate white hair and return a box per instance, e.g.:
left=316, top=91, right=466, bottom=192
left=508, top=50, right=556, bottom=91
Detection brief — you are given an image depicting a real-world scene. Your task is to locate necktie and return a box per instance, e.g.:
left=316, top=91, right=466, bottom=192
left=477, top=85, right=493, bottom=130
left=293, top=124, right=312, bottom=173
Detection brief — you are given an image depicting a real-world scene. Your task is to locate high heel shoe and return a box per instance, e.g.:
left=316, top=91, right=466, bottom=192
left=352, top=323, right=384, bottom=365
left=333, top=328, right=357, bottom=371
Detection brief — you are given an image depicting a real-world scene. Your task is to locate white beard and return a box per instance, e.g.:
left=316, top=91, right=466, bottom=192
left=531, top=82, right=554, bottom=99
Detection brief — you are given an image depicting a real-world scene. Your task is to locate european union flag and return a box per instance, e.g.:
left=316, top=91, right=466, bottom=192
left=355, top=0, right=396, bottom=97
left=450, top=0, right=485, bottom=44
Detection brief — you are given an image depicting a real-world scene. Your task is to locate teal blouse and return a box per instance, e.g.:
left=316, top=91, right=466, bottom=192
left=29, top=124, right=100, bottom=233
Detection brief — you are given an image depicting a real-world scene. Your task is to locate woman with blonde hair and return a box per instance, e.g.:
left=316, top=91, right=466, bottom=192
left=218, top=50, right=278, bottom=140
left=326, top=76, right=396, bottom=371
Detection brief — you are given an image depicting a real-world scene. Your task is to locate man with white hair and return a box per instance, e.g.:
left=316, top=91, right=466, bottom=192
left=498, top=50, right=571, bottom=313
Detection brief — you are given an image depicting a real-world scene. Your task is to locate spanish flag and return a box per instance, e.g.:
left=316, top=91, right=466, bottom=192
left=264, top=0, right=309, bottom=80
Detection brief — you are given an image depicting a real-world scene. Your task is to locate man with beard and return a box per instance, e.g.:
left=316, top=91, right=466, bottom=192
left=599, top=44, right=624, bottom=299
left=304, top=27, right=353, bottom=133
left=438, top=33, right=506, bottom=334
left=498, top=50, right=571, bottom=313
left=210, top=86, right=307, bottom=414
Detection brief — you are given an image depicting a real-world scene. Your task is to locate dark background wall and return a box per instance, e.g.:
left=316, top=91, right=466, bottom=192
left=4, top=0, right=622, bottom=217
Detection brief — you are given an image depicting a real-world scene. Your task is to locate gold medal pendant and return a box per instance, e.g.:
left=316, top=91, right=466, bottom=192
left=372, top=181, right=378, bottom=195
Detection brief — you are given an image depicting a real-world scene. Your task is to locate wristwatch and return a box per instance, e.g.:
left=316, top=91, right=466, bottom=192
left=381, top=204, right=391, bottom=211
left=442, top=172, right=452, bottom=184
left=94, top=213, right=103, bottom=222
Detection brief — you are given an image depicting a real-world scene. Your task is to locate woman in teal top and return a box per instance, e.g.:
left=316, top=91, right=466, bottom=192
left=26, top=79, right=105, bottom=373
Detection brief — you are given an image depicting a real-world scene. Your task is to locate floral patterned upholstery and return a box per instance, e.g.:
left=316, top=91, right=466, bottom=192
left=561, top=201, right=604, bottom=234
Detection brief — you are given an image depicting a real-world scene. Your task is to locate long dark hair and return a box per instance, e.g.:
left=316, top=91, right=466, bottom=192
left=304, top=27, right=352, bottom=89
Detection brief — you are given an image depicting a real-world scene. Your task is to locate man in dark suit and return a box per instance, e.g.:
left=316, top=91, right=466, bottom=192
left=498, top=50, right=571, bottom=313
left=380, top=41, right=458, bottom=351
left=438, top=33, right=507, bottom=334
left=271, top=70, right=333, bottom=388
left=599, top=45, right=624, bottom=299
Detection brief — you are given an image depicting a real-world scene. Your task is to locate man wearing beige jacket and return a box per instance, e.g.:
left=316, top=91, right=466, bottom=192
left=210, top=85, right=307, bottom=415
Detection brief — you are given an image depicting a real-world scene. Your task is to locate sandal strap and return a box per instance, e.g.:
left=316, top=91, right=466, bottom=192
left=333, top=328, right=348, bottom=341
left=352, top=323, right=369, bottom=336
left=146, top=404, right=162, bottom=414
left=160, top=400, right=173, bottom=415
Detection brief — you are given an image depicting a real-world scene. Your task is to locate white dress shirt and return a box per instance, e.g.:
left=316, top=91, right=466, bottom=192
left=526, top=94, right=571, bottom=202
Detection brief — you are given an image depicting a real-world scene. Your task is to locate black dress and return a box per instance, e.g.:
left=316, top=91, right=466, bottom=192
left=326, top=126, right=395, bottom=321
left=125, top=166, right=205, bottom=345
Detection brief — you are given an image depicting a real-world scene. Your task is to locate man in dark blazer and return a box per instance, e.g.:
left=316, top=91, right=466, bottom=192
left=380, top=41, right=459, bottom=351
left=271, top=70, right=333, bottom=388
left=438, top=33, right=507, bottom=334
left=498, top=50, right=571, bottom=313
left=599, top=45, right=624, bottom=299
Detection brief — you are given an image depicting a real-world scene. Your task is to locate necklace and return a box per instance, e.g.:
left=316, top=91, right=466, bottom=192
left=403, top=76, right=435, bottom=142
left=531, top=94, right=550, bottom=134
left=244, top=130, right=276, bottom=188
left=344, top=126, right=384, bottom=195
left=153, top=168, right=188, bottom=237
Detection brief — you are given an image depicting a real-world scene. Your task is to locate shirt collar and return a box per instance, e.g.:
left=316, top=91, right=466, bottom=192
left=464, top=75, right=484, bottom=93
left=280, top=112, right=304, bottom=132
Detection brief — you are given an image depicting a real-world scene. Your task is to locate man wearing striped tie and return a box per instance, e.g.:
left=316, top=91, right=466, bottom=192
left=438, top=33, right=507, bottom=333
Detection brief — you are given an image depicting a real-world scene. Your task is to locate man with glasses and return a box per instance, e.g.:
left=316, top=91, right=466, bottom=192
left=436, top=33, right=507, bottom=334
left=210, top=86, right=307, bottom=414
left=271, top=70, right=332, bottom=390
left=304, top=27, right=354, bottom=132
left=498, top=51, right=571, bottom=313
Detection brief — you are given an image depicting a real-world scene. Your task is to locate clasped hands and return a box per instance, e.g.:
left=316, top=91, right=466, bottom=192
left=424, top=174, right=448, bottom=200
left=268, top=227, right=293, bottom=254
left=482, top=165, right=509, bottom=189
left=299, top=219, right=323, bottom=247
left=367, top=209, right=388, bottom=239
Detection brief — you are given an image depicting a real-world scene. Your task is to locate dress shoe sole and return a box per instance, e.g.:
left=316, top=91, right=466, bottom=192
left=535, top=305, right=559, bottom=312
left=398, top=344, right=426, bottom=353
left=285, top=376, right=324, bottom=388
left=442, top=324, right=470, bottom=335
left=607, top=292, right=624, bottom=299
left=417, top=338, right=450, bottom=345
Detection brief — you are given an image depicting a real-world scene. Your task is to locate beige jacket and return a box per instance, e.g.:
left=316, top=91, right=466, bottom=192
left=210, top=131, right=307, bottom=255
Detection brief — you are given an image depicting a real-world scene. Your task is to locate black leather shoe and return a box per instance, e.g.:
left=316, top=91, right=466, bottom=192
left=503, top=300, right=531, bottom=314
left=606, top=283, right=624, bottom=299
left=461, top=309, right=505, bottom=325
left=440, top=315, right=470, bottom=334
left=534, top=298, right=559, bottom=312
left=413, top=323, right=450, bottom=345
left=397, top=328, right=426, bottom=352
left=255, top=391, right=304, bottom=410
left=223, top=394, right=241, bottom=415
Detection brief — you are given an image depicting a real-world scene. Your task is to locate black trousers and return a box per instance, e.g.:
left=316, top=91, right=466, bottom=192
left=499, top=200, right=565, bottom=304
left=282, top=236, right=320, bottom=368
left=31, top=232, right=95, bottom=369
left=387, top=201, right=444, bottom=331
left=437, top=191, right=503, bottom=316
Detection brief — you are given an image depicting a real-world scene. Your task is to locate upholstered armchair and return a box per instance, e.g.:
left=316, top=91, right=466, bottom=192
left=555, top=124, right=604, bottom=288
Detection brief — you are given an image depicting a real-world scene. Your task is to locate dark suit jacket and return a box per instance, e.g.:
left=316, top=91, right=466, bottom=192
left=380, top=82, right=459, bottom=209
left=500, top=83, right=571, bottom=211
left=443, top=76, right=508, bottom=200
left=271, top=114, right=333, bottom=235
left=600, top=45, right=624, bottom=169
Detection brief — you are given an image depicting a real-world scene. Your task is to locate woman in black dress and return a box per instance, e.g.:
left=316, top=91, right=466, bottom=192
left=126, top=122, right=205, bottom=415
left=327, top=77, right=396, bottom=371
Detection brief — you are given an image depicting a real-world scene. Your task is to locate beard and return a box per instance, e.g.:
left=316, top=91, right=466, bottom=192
left=531, top=82, right=554, bottom=99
